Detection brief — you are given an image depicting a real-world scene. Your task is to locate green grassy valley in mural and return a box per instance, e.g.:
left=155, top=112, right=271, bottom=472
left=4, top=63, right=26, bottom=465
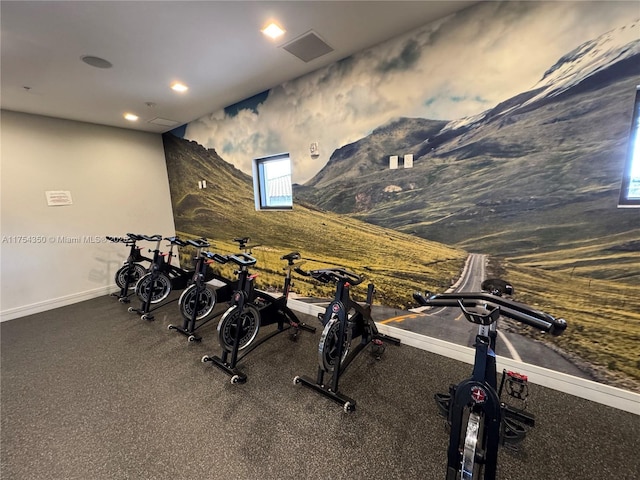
left=169, top=4, right=640, bottom=393
left=163, top=133, right=467, bottom=309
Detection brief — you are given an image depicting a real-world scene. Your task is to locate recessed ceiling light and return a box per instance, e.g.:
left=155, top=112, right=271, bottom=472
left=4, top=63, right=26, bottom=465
left=124, top=113, right=139, bottom=121
left=171, top=82, right=189, bottom=93
left=262, top=23, right=285, bottom=39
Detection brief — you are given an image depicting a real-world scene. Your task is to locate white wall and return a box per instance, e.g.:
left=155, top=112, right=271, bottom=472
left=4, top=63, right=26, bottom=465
left=0, top=110, right=177, bottom=321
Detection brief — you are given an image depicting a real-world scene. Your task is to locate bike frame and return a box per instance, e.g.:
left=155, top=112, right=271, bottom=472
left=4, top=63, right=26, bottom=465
left=445, top=306, right=502, bottom=480
left=130, top=235, right=194, bottom=320
left=108, top=233, right=152, bottom=302
left=168, top=239, right=231, bottom=342
left=294, top=268, right=400, bottom=412
left=419, top=292, right=566, bottom=479
left=203, top=250, right=315, bottom=384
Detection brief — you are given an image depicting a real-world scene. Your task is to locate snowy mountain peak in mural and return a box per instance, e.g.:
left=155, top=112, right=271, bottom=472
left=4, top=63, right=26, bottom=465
left=444, top=19, right=640, bottom=133
left=531, top=19, right=640, bottom=104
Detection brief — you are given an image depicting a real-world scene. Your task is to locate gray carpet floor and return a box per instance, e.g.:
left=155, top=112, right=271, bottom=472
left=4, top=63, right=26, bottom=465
left=1, top=294, right=639, bottom=480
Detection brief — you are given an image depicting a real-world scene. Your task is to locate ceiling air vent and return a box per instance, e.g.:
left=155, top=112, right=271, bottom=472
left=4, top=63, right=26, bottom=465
left=148, top=117, right=180, bottom=127
left=282, top=31, right=334, bottom=63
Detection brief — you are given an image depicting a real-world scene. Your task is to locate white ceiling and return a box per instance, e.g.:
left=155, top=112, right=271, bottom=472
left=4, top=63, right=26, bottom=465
left=1, top=1, right=477, bottom=133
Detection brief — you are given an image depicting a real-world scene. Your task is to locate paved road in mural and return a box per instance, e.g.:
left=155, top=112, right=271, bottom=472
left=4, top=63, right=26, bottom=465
left=391, top=309, right=586, bottom=378
left=388, top=248, right=590, bottom=377
left=420, top=251, right=589, bottom=377
left=297, top=253, right=588, bottom=379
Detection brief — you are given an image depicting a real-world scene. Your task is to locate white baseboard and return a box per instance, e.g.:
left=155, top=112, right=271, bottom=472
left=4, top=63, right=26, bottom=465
left=287, top=299, right=640, bottom=415
left=0, top=285, right=117, bottom=322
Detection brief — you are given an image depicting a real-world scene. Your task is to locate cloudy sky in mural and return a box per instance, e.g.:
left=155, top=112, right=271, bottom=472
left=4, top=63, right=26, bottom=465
left=185, top=1, right=637, bottom=184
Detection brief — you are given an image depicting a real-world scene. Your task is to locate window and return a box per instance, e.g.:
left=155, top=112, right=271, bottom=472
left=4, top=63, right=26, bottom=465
left=252, top=153, right=293, bottom=210
left=618, top=85, right=640, bottom=208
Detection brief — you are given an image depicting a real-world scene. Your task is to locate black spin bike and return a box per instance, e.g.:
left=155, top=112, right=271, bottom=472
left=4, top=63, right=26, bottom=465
left=130, top=235, right=195, bottom=320
left=293, top=266, right=401, bottom=412
left=167, top=238, right=233, bottom=342
left=106, top=233, right=153, bottom=303
left=202, top=243, right=316, bottom=384
left=413, top=282, right=567, bottom=480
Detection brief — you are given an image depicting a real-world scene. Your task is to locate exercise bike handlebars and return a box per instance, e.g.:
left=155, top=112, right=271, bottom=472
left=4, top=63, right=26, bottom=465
left=203, top=251, right=229, bottom=264
left=420, top=292, right=567, bottom=336
left=186, top=238, right=210, bottom=249
left=227, top=252, right=257, bottom=267
left=140, top=234, right=163, bottom=242
left=165, top=236, right=187, bottom=247
left=295, top=267, right=363, bottom=286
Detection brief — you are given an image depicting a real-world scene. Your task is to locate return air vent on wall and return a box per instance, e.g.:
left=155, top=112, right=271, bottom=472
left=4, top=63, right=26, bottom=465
left=282, top=31, right=334, bottom=63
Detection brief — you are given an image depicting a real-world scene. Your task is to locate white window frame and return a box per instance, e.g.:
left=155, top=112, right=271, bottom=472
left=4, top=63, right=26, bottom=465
left=252, top=153, right=293, bottom=211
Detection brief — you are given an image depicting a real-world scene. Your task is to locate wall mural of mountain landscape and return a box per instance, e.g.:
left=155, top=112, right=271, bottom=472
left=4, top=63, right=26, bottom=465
left=164, top=2, right=640, bottom=392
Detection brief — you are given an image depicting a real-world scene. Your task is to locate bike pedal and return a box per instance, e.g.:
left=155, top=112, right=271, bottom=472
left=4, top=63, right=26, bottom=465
left=501, top=418, right=527, bottom=446
left=434, top=393, right=451, bottom=418
left=289, top=326, right=300, bottom=341
left=505, top=371, right=529, bottom=402
left=370, top=340, right=386, bottom=359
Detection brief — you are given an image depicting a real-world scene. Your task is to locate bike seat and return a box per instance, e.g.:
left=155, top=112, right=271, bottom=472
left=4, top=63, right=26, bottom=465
left=233, top=236, right=250, bottom=250
left=281, top=251, right=300, bottom=263
left=481, top=278, right=514, bottom=296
